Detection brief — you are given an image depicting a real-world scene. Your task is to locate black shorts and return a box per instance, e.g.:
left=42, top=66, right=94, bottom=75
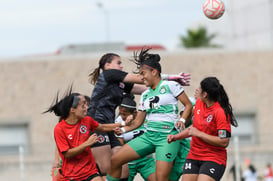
left=91, top=131, right=121, bottom=148
left=182, top=159, right=226, bottom=181
left=72, top=172, right=101, bottom=181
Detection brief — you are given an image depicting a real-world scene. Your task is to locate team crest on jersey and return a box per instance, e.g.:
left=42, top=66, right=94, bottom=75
left=206, top=114, right=213, bottom=123
left=97, top=135, right=105, bottom=143
left=119, top=82, right=125, bottom=89
left=80, top=125, right=87, bottom=134
left=160, top=87, right=166, bottom=94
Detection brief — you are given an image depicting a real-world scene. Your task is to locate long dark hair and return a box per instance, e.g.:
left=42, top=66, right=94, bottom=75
left=43, top=86, right=81, bottom=120
left=131, top=47, right=161, bottom=73
left=200, top=77, right=238, bottom=127
left=249, top=164, right=256, bottom=173
left=88, top=53, right=120, bottom=85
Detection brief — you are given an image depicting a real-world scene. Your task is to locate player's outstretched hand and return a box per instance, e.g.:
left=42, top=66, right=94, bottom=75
left=113, top=127, right=123, bottom=136
left=167, top=134, right=176, bottom=143
left=164, top=72, right=191, bottom=86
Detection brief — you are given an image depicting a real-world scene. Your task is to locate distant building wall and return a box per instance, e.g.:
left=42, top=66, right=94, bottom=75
left=0, top=49, right=272, bottom=180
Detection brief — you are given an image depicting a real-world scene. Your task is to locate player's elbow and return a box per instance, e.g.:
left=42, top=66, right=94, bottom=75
left=220, top=138, right=230, bottom=148
left=62, top=151, right=72, bottom=159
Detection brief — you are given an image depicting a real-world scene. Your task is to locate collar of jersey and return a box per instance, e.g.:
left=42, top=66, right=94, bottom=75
left=149, top=80, right=163, bottom=91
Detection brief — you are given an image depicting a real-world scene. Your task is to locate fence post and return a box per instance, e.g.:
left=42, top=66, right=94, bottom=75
left=234, top=136, right=241, bottom=181
left=19, top=145, right=25, bottom=181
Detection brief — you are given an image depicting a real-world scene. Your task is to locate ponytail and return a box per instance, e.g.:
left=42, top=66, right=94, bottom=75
left=201, top=77, right=238, bottom=127
left=218, top=84, right=238, bottom=127
left=88, top=53, right=120, bottom=85
left=43, top=85, right=81, bottom=120
left=89, top=67, right=100, bottom=85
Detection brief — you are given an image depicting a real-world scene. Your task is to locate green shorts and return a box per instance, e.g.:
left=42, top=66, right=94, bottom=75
left=169, top=139, right=191, bottom=181
left=128, top=129, right=180, bottom=162
left=128, top=155, right=155, bottom=181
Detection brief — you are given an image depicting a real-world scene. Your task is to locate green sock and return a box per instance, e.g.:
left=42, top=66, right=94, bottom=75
left=106, top=174, right=120, bottom=181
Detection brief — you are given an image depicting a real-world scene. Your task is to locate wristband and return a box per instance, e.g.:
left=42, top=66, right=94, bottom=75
left=121, top=127, right=126, bottom=133
left=179, top=118, right=186, bottom=124
left=121, top=121, right=126, bottom=126
left=161, top=74, right=169, bottom=80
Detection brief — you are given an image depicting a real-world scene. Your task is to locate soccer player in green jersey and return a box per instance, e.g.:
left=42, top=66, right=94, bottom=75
left=106, top=48, right=193, bottom=181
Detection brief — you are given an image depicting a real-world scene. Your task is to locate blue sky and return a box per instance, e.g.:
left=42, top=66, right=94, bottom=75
left=0, top=0, right=204, bottom=58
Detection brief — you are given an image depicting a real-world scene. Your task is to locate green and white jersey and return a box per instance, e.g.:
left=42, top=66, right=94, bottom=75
left=138, top=80, right=184, bottom=133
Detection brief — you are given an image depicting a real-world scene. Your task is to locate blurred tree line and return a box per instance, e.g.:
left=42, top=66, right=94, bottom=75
left=181, top=26, right=221, bottom=48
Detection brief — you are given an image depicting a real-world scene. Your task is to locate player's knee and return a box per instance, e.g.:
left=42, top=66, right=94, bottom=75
left=111, top=154, right=123, bottom=168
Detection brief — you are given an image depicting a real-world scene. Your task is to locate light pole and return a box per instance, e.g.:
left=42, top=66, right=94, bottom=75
left=96, top=2, right=110, bottom=42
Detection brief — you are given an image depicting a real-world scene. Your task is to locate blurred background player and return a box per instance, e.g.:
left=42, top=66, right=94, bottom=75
left=243, top=163, right=257, bottom=181
left=264, top=163, right=273, bottom=181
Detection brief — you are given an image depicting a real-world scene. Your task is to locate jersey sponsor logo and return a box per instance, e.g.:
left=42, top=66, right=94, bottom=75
left=210, top=168, right=215, bottom=174
left=218, top=129, right=231, bottom=138
left=132, top=130, right=144, bottom=139
left=119, top=82, right=125, bottom=89
left=197, top=109, right=200, bottom=115
left=68, top=134, right=73, bottom=140
left=207, top=114, right=213, bottom=123
left=160, top=87, right=166, bottom=94
left=165, top=153, right=172, bottom=159
left=184, top=163, right=191, bottom=169
left=163, top=126, right=170, bottom=129
left=149, top=96, right=160, bottom=109
left=80, top=125, right=87, bottom=134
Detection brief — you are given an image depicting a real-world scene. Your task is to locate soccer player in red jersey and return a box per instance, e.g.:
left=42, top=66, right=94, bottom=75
left=44, top=88, right=127, bottom=181
left=168, top=77, right=238, bottom=181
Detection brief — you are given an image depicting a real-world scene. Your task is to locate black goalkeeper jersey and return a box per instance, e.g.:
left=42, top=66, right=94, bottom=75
left=87, top=69, right=134, bottom=124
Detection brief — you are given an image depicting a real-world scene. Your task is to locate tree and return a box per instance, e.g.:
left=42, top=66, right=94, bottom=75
left=180, top=26, right=221, bottom=48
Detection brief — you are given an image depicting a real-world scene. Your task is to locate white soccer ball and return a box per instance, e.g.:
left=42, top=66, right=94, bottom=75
left=203, top=0, right=225, bottom=20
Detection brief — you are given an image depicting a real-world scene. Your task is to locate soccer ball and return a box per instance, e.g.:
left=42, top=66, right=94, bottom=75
left=203, top=0, right=225, bottom=19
